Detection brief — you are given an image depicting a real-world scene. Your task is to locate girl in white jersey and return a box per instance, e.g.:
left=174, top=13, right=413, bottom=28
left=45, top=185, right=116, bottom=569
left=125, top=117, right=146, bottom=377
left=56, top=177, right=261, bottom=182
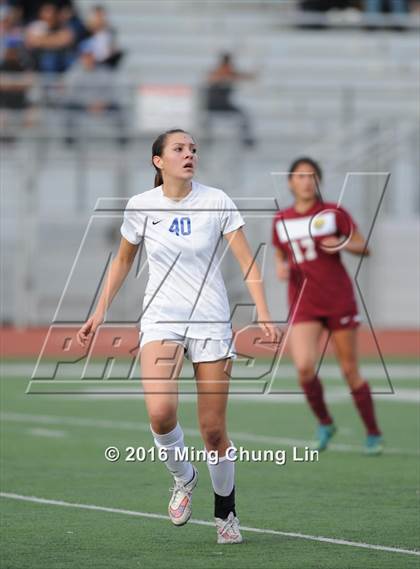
left=77, top=129, right=280, bottom=544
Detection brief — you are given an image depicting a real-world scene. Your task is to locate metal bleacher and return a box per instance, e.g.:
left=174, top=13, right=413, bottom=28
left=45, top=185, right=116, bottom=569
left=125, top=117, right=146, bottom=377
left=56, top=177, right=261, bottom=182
left=2, top=1, right=419, bottom=327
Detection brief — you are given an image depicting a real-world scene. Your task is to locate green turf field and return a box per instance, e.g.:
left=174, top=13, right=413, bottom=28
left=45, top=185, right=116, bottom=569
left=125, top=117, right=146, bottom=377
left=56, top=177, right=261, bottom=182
left=1, top=359, right=419, bottom=569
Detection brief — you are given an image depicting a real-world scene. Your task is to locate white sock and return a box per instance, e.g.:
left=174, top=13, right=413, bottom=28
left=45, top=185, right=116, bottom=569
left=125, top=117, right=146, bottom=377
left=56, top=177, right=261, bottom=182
left=207, top=443, right=236, bottom=496
left=151, top=422, right=194, bottom=484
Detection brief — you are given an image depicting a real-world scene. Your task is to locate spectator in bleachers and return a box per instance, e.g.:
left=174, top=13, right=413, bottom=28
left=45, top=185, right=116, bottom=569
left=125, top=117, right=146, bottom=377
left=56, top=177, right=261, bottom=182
left=0, top=37, right=32, bottom=107
left=7, top=0, right=73, bottom=25
left=205, top=52, right=256, bottom=147
left=364, top=0, right=408, bottom=14
left=0, top=36, right=34, bottom=139
left=86, top=5, right=123, bottom=69
left=59, top=4, right=89, bottom=46
left=299, top=1, right=354, bottom=10
left=24, top=2, right=78, bottom=73
left=299, top=0, right=411, bottom=18
left=63, top=39, right=126, bottom=145
left=0, top=4, right=25, bottom=59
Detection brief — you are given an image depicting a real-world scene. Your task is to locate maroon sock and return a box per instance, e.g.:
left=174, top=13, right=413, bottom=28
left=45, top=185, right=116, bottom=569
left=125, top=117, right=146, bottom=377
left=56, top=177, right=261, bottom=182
left=302, top=376, right=333, bottom=425
left=351, top=382, right=382, bottom=436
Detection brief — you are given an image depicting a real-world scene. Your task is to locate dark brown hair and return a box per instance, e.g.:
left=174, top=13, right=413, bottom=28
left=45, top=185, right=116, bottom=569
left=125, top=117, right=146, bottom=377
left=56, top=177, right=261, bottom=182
left=288, top=157, right=323, bottom=182
left=151, top=128, right=193, bottom=187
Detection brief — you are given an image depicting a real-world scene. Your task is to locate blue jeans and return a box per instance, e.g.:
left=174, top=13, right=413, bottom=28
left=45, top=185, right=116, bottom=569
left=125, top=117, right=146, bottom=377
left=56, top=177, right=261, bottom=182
left=365, top=0, right=408, bottom=13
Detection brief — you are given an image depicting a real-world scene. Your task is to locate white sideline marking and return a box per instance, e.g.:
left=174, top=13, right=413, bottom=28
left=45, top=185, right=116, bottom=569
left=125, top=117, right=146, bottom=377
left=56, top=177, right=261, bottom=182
left=28, top=427, right=67, bottom=438
left=1, top=492, right=419, bottom=557
left=1, top=411, right=419, bottom=457
left=1, top=362, right=419, bottom=380
left=30, top=388, right=419, bottom=405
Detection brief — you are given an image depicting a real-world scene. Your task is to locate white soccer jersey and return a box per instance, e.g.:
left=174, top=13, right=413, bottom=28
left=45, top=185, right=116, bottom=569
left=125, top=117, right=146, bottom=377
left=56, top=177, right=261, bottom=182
left=120, top=180, right=245, bottom=339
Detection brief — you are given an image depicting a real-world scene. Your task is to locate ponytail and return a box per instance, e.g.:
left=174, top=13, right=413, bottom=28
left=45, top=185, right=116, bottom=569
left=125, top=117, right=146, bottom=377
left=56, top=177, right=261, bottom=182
left=154, top=170, right=163, bottom=187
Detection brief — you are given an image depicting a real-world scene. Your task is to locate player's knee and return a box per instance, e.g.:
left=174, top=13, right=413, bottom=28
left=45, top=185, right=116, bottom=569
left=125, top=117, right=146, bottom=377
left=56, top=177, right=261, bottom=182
left=341, top=361, right=359, bottom=383
left=200, top=421, right=225, bottom=450
left=296, top=364, right=316, bottom=384
left=149, top=407, right=177, bottom=434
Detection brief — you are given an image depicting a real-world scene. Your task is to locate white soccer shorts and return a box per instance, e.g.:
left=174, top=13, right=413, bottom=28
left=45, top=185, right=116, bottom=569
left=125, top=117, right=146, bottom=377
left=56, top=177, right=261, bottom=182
left=139, top=330, right=236, bottom=363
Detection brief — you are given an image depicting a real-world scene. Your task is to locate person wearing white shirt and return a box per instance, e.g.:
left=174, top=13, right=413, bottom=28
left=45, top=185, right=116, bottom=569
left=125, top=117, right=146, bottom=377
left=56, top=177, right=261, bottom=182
left=77, top=128, right=279, bottom=544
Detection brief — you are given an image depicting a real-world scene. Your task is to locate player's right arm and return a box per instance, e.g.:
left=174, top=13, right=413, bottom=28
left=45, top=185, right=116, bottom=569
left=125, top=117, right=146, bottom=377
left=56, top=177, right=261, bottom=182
left=274, top=247, right=289, bottom=281
left=272, top=214, right=289, bottom=281
left=76, top=237, right=139, bottom=346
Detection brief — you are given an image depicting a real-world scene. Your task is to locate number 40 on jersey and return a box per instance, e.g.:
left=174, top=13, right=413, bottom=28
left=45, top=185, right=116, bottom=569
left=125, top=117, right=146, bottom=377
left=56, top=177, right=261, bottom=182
left=169, top=217, right=191, bottom=236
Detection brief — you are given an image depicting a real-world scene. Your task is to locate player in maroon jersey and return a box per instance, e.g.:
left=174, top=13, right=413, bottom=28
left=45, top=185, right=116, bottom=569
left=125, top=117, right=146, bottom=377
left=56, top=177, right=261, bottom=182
left=272, top=157, right=383, bottom=455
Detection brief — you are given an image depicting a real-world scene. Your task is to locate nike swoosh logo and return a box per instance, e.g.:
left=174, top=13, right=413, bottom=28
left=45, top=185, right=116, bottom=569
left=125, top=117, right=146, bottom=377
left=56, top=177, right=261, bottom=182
left=152, top=220, right=162, bottom=225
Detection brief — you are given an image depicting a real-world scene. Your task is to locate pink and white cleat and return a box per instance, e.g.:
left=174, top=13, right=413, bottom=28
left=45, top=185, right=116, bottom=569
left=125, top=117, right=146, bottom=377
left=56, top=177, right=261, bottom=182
left=168, top=467, right=198, bottom=526
left=215, top=511, right=243, bottom=544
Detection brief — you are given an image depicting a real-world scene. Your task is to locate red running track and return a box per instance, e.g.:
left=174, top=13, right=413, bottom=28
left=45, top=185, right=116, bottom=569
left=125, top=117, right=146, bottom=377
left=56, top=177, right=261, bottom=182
left=1, top=326, right=418, bottom=359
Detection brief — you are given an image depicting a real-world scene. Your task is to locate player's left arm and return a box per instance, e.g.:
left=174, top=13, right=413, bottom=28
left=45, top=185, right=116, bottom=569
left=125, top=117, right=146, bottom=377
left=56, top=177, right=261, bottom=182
left=321, top=206, right=370, bottom=257
left=321, top=229, right=370, bottom=256
left=224, top=227, right=281, bottom=343
left=343, top=229, right=370, bottom=256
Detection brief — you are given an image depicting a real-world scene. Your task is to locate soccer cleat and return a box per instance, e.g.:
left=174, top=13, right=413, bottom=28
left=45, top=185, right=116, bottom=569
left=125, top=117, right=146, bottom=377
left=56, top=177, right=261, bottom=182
left=215, top=511, right=243, bottom=544
left=314, top=423, right=337, bottom=452
left=168, top=467, right=198, bottom=526
left=364, top=435, right=384, bottom=456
